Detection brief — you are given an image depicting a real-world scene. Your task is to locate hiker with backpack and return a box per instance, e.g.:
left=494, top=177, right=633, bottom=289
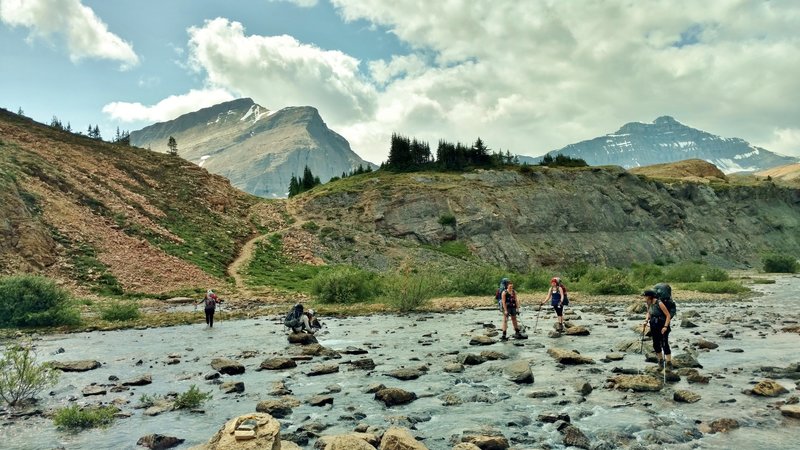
left=500, top=280, right=526, bottom=340
left=284, top=303, right=320, bottom=334
left=540, top=277, right=567, bottom=332
left=197, top=289, right=221, bottom=328
left=642, top=285, right=674, bottom=369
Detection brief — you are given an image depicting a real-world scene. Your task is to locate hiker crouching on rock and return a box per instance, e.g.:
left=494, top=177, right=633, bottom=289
left=642, top=289, right=673, bottom=369
left=302, top=309, right=321, bottom=334
left=500, top=281, right=525, bottom=340
left=541, top=277, right=566, bottom=332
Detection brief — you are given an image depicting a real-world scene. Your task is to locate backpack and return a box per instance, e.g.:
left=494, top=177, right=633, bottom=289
left=559, top=282, right=569, bottom=306
left=204, top=294, right=217, bottom=309
left=653, top=283, right=676, bottom=319
left=284, top=303, right=304, bottom=330
left=495, top=278, right=510, bottom=311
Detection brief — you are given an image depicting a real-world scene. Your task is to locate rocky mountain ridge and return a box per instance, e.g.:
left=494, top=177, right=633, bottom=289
left=523, top=116, right=797, bottom=173
left=130, top=98, right=375, bottom=198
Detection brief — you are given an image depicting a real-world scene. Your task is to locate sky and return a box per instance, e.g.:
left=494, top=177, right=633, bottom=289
left=1, top=0, right=799, bottom=164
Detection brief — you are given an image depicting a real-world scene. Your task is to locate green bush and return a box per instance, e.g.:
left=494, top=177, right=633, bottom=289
left=703, top=266, right=729, bottom=282
left=53, top=405, right=117, bottom=430
left=573, top=267, right=636, bottom=295
left=438, top=214, right=456, bottom=227
left=311, top=266, right=376, bottom=304
left=629, top=264, right=665, bottom=286
left=0, top=342, right=60, bottom=407
left=664, top=262, right=705, bottom=282
left=174, top=385, right=212, bottom=410
left=762, top=254, right=799, bottom=273
left=0, top=275, right=81, bottom=328
left=301, top=221, right=319, bottom=232
left=382, top=264, right=446, bottom=312
left=516, top=271, right=552, bottom=293
left=679, top=281, right=749, bottom=294
left=448, top=266, right=506, bottom=296
left=100, top=301, right=141, bottom=322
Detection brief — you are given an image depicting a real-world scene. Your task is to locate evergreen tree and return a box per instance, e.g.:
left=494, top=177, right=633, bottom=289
left=16, top=107, right=24, bottom=116
left=288, top=175, right=300, bottom=197
left=65, top=122, right=72, bottom=133
left=302, top=166, right=315, bottom=190
left=93, top=125, right=101, bottom=140
left=167, top=136, right=178, bottom=156
left=49, top=116, right=63, bottom=130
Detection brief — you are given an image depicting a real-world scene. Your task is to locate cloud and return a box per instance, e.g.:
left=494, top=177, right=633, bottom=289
left=326, top=0, right=800, bottom=162
left=102, top=88, right=235, bottom=123
left=0, top=0, right=139, bottom=69
left=760, top=127, right=800, bottom=158
left=186, top=18, right=377, bottom=124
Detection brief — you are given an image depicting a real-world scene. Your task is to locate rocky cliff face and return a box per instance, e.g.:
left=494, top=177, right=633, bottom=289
left=129, top=98, right=375, bottom=198
left=292, top=167, right=800, bottom=271
left=526, top=116, right=798, bottom=174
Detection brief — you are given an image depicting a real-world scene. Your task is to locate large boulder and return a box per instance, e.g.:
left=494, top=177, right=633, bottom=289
left=780, top=405, right=800, bottom=419
left=210, top=358, right=245, bottom=375
left=259, top=358, right=297, bottom=370
left=315, top=434, right=377, bottom=450
left=307, top=363, right=339, bottom=376
left=137, top=434, right=185, bottom=450
left=288, top=332, right=318, bottom=345
left=611, top=375, right=663, bottom=392
left=750, top=379, right=789, bottom=397
left=375, top=388, right=417, bottom=407
left=189, top=413, right=280, bottom=450
left=504, top=360, right=534, bottom=384
left=49, top=360, right=101, bottom=372
left=255, top=398, right=299, bottom=418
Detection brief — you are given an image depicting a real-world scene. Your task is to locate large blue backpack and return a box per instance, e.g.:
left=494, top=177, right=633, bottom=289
left=495, top=278, right=509, bottom=311
left=284, top=303, right=304, bottom=330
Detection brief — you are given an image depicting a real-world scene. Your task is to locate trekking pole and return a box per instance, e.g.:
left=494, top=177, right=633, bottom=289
left=532, top=305, right=542, bottom=334
left=640, top=323, right=646, bottom=354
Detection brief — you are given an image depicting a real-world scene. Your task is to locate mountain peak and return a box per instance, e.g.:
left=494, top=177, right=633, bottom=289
left=653, top=115, right=679, bottom=125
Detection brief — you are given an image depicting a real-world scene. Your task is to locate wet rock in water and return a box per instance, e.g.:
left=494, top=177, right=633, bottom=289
left=606, top=352, right=625, bottom=361
left=671, top=353, right=702, bottom=369
left=575, top=380, right=593, bottom=396
left=81, top=385, right=107, bottom=396
left=725, top=348, right=744, bottom=353
left=287, top=332, right=318, bottom=345
left=526, top=390, right=558, bottom=398
left=679, top=369, right=710, bottom=384
left=452, top=443, right=482, bottom=450
left=314, top=434, right=377, bottom=450
left=380, top=426, right=428, bottom=450
left=299, top=343, right=341, bottom=358
left=258, top=358, right=297, bottom=370
left=191, top=413, right=280, bottom=449
left=348, top=358, right=377, bottom=371
left=386, top=368, right=424, bottom=380
left=547, top=348, right=594, bottom=365
left=460, top=434, right=509, bottom=450
left=564, top=325, right=590, bottom=336
left=611, top=367, right=640, bottom=375
left=308, top=395, right=333, bottom=407
left=136, top=434, right=184, bottom=450
left=210, top=358, right=245, bottom=375
left=681, top=319, right=698, bottom=328
left=469, top=335, right=496, bottom=346
left=674, top=390, right=701, bottom=403
left=480, top=350, right=508, bottom=361
left=325, top=384, right=342, bottom=393
left=548, top=330, right=562, bottom=338
left=50, top=360, right=101, bottom=372
left=561, top=424, right=591, bottom=449
left=780, top=405, right=800, bottom=419
left=538, top=413, right=571, bottom=423
left=709, top=418, right=740, bottom=433
left=504, top=360, right=534, bottom=384
left=340, top=346, right=369, bottom=355
left=143, top=400, right=174, bottom=416
left=375, top=387, right=417, bottom=407
left=279, top=440, right=302, bottom=450
left=122, top=374, right=152, bottom=386
left=219, top=381, right=244, bottom=394
left=307, top=363, right=339, bottom=376
left=203, top=372, right=220, bottom=380
left=443, top=363, right=464, bottom=373
left=626, top=302, right=647, bottom=314
left=459, top=353, right=487, bottom=365
left=255, top=398, right=297, bottom=418
left=611, top=374, right=663, bottom=392
left=269, top=381, right=291, bottom=396
left=644, top=366, right=681, bottom=383
left=694, top=339, right=719, bottom=350
left=365, top=383, right=386, bottom=394
left=749, top=379, right=789, bottom=397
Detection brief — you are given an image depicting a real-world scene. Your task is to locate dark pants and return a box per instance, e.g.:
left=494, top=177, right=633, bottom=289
left=552, top=304, right=564, bottom=317
left=650, top=318, right=671, bottom=355
left=205, top=308, right=215, bottom=327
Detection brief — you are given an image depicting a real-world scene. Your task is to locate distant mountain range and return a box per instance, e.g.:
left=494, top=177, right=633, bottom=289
left=520, top=116, right=798, bottom=173
left=129, top=98, right=376, bottom=198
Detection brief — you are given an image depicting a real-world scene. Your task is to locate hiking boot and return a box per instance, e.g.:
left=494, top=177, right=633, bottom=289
left=500, top=335, right=509, bottom=341
left=514, top=331, right=527, bottom=340
left=666, top=361, right=674, bottom=370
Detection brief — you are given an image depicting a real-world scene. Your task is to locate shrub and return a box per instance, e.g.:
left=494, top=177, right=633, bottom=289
left=53, top=405, right=117, bottom=430
left=311, top=266, right=376, bottom=304
left=301, top=221, right=319, bottom=232
left=679, top=281, right=749, bottom=294
left=574, top=267, right=637, bottom=295
left=0, top=342, right=60, bottom=407
left=664, top=262, right=704, bottom=282
left=516, top=271, right=552, bottom=292
left=173, top=385, right=212, bottom=410
left=703, top=267, right=729, bottom=282
left=448, top=266, right=506, bottom=296
left=629, top=264, right=665, bottom=286
left=438, top=214, right=456, bottom=227
left=382, top=263, right=445, bottom=312
left=100, top=302, right=141, bottom=322
left=0, top=275, right=81, bottom=328
left=762, top=254, right=799, bottom=273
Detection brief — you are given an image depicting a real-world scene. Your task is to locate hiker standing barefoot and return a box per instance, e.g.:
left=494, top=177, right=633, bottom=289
left=642, top=289, right=673, bottom=369
left=540, top=277, right=566, bottom=332
left=501, top=281, right=525, bottom=340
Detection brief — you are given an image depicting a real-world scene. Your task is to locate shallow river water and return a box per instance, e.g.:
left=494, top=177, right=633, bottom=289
left=1, top=276, right=798, bottom=449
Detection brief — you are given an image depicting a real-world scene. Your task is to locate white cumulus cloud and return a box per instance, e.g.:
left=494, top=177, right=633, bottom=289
left=102, top=88, right=235, bottom=123
left=0, top=0, right=139, bottom=69
left=186, top=18, right=377, bottom=125
left=267, top=0, right=318, bottom=7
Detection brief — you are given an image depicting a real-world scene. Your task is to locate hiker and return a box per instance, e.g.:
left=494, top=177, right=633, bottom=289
left=642, top=289, right=673, bottom=369
left=500, top=281, right=525, bottom=340
left=198, top=289, right=220, bottom=328
left=302, top=309, right=321, bottom=334
left=540, top=277, right=566, bottom=332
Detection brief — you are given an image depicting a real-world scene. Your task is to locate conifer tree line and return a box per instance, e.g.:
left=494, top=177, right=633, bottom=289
left=43, top=112, right=131, bottom=145
left=383, top=133, right=518, bottom=171
left=288, top=166, right=321, bottom=197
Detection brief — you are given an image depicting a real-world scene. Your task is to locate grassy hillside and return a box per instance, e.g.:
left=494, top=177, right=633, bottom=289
left=0, top=108, right=275, bottom=296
